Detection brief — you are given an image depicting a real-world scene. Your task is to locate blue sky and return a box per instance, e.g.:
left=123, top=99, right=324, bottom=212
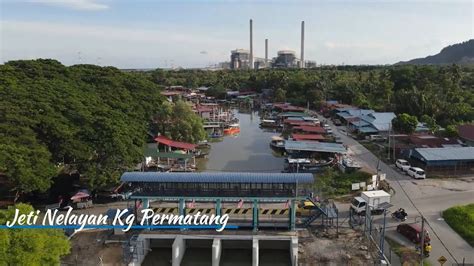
left=1, top=0, right=473, bottom=68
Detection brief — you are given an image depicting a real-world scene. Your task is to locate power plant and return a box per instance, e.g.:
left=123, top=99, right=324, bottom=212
left=229, top=19, right=311, bottom=69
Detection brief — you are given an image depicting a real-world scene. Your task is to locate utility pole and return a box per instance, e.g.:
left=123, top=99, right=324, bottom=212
left=420, top=216, right=425, bottom=265
left=387, top=123, right=391, bottom=160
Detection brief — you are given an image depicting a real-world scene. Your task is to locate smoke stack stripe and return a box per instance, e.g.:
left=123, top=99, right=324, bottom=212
left=265, top=39, right=268, bottom=67
left=250, top=19, right=253, bottom=69
left=301, top=21, right=305, bottom=68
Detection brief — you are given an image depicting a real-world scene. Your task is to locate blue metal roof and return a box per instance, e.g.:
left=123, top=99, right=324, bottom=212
left=121, top=172, right=314, bottom=184
left=413, top=147, right=474, bottom=161
left=285, top=140, right=347, bottom=154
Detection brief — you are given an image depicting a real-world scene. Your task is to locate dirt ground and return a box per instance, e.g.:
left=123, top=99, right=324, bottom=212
left=298, top=227, right=376, bottom=266
left=62, top=230, right=127, bottom=266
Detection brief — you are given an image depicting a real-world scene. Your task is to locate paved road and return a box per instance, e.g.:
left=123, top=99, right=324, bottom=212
left=317, top=115, right=474, bottom=265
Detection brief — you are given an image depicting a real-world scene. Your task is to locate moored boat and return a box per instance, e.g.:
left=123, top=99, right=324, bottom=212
left=260, top=119, right=281, bottom=128
left=338, top=155, right=361, bottom=173
left=270, top=136, right=285, bottom=151
left=223, top=123, right=240, bottom=135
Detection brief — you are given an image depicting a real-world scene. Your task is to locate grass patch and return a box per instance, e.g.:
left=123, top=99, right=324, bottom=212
left=386, top=238, right=431, bottom=266
left=315, top=168, right=372, bottom=197
left=443, top=204, right=474, bottom=246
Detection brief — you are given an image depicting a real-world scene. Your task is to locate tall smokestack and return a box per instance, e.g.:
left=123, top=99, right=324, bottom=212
left=250, top=19, right=254, bottom=69
left=265, top=39, right=268, bottom=67
left=300, top=21, right=305, bottom=68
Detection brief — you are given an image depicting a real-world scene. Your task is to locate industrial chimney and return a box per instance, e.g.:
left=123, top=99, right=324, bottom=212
left=265, top=39, right=268, bottom=67
left=249, top=19, right=254, bottom=69
left=300, top=21, right=305, bottom=68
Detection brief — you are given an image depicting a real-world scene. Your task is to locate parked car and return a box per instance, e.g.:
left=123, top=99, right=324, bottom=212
left=406, top=167, right=426, bottom=179
left=396, top=223, right=430, bottom=244
left=395, top=159, right=411, bottom=172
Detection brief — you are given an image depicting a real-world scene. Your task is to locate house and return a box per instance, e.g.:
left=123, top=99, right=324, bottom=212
left=347, top=112, right=396, bottom=135
left=409, top=147, right=474, bottom=175
left=336, top=109, right=374, bottom=124
left=458, top=124, right=474, bottom=146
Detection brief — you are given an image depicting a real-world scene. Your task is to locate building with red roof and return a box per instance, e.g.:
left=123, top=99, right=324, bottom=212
left=293, top=126, right=326, bottom=134
left=458, top=124, right=474, bottom=146
left=291, top=134, right=325, bottom=141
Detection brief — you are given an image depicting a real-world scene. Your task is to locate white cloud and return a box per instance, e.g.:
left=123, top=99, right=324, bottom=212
left=0, top=20, right=239, bottom=68
left=28, top=0, right=109, bottom=11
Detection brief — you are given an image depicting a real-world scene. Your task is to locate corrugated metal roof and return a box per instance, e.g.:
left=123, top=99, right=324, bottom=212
left=360, top=112, right=396, bottom=131
left=285, top=140, right=346, bottom=154
left=414, top=147, right=474, bottom=161
left=358, top=126, right=379, bottom=133
left=120, top=172, right=314, bottom=184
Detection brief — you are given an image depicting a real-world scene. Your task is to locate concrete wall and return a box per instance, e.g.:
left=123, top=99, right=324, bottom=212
left=172, top=237, right=186, bottom=266
left=133, top=234, right=298, bottom=266
left=290, top=237, right=298, bottom=266
left=212, top=238, right=221, bottom=266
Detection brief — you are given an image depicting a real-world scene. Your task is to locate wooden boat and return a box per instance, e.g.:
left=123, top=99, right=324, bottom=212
left=209, top=131, right=223, bottom=138
left=223, top=123, right=240, bottom=135
left=269, top=136, right=285, bottom=151
left=283, top=157, right=335, bottom=173
left=260, top=119, right=281, bottom=128
left=338, top=155, right=361, bottom=173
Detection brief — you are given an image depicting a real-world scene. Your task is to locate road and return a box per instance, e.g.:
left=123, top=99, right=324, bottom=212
left=318, top=114, right=474, bottom=265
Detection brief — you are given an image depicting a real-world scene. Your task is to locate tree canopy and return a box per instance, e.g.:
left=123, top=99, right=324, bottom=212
left=0, top=203, right=70, bottom=265
left=0, top=59, right=205, bottom=194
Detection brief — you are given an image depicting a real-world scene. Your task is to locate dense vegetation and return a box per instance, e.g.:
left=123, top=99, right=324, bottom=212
left=0, top=203, right=70, bottom=265
left=145, top=64, right=474, bottom=128
left=0, top=59, right=204, bottom=195
left=443, top=204, right=474, bottom=246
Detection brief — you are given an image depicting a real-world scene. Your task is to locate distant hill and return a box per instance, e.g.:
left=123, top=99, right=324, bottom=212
left=396, top=40, right=474, bottom=65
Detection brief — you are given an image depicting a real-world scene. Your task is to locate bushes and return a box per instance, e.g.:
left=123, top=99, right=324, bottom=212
left=316, top=168, right=372, bottom=196
left=443, top=204, right=474, bottom=246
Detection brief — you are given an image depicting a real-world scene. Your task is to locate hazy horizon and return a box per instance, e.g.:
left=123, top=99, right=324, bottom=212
left=1, top=0, right=473, bottom=68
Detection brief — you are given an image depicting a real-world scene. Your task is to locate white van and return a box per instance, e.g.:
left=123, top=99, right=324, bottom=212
left=406, top=167, right=426, bottom=179
left=395, top=159, right=411, bottom=172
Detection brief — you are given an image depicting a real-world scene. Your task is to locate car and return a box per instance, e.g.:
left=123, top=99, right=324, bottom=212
left=395, top=159, right=411, bottom=172
left=326, top=129, right=333, bottom=134
left=406, top=167, right=426, bottom=179
left=396, top=223, right=430, bottom=244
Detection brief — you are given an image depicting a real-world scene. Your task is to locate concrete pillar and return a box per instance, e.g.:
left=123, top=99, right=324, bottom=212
left=212, top=238, right=221, bottom=266
left=215, top=199, right=222, bottom=216
left=290, top=237, right=298, bottom=266
left=143, top=198, right=150, bottom=226
left=179, top=198, right=185, bottom=216
left=172, top=236, right=186, bottom=266
left=252, top=238, right=259, bottom=266
left=289, top=199, right=296, bottom=230
left=252, top=199, right=259, bottom=231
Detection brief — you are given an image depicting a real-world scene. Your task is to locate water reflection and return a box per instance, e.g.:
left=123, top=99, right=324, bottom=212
left=204, top=110, right=284, bottom=172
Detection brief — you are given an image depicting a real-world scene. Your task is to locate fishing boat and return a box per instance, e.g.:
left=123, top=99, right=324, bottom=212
left=283, top=158, right=334, bottom=173
left=269, top=136, right=285, bottom=151
left=223, top=123, right=240, bottom=135
left=338, top=155, right=361, bottom=173
left=260, top=119, right=281, bottom=128
left=209, top=131, right=223, bottom=138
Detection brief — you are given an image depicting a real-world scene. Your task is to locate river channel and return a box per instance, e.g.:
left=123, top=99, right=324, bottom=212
left=203, top=110, right=285, bottom=172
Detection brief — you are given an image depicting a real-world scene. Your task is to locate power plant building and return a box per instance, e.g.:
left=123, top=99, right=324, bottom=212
left=230, top=49, right=251, bottom=69
left=273, top=50, right=298, bottom=68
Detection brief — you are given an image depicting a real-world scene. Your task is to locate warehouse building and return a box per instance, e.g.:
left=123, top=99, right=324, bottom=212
left=409, top=147, right=474, bottom=176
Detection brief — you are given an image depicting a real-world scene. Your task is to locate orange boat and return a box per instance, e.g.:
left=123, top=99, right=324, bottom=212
left=223, top=123, right=240, bottom=135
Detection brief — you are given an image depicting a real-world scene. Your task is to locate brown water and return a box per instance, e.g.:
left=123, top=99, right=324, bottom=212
left=204, top=110, right=284, bottom=172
